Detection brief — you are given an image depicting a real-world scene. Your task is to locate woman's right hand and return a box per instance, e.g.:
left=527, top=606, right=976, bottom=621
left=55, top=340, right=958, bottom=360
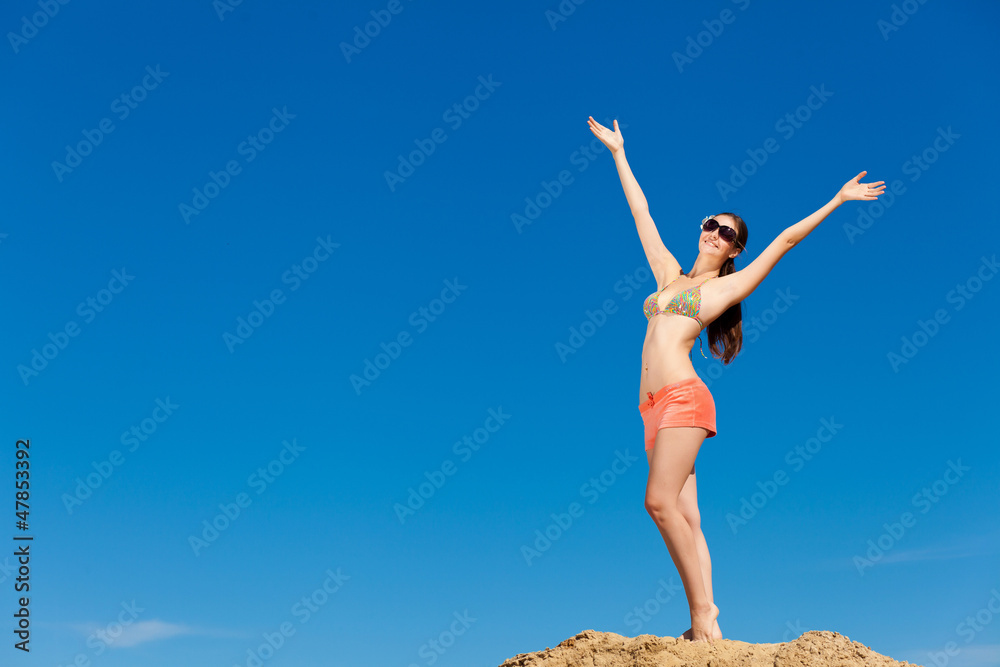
left=588, top=116, right=623, bottom=154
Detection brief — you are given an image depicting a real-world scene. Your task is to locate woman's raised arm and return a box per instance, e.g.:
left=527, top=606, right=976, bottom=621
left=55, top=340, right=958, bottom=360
left=588, top=117, right=681, bottom=282
left=721, top=171, right=885, bottom=304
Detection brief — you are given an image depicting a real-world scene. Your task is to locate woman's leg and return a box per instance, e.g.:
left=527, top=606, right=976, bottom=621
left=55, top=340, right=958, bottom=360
left=644, top=426, right=718, bottom=642
left=676, top=467, right=723, bottom=640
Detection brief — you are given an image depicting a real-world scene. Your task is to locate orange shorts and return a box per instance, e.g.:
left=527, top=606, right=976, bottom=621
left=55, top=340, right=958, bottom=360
left=638, top=377, right=717, bottom=451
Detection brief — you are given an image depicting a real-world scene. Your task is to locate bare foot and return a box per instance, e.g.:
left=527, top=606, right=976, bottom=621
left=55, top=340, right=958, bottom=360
left=681, top=621, right=722, bottom=640
left=681, top=603, right=722, bottom=641
left=684, top=604, right=719, bottom=643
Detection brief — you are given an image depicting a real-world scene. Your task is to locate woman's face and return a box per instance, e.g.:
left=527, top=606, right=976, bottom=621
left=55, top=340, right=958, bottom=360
left=699, top=215, right=741, bottom=259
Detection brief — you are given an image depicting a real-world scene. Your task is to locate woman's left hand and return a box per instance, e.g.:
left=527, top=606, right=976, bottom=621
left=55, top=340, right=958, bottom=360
left=837, top=171, right=886, bottom=203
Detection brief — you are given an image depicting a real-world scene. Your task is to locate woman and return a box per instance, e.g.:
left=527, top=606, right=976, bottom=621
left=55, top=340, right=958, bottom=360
left=587, top=116, right=884, bottom=643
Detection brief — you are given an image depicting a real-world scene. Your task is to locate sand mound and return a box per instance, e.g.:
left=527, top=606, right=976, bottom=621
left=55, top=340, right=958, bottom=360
left=499, top=629, right=923, bottom=667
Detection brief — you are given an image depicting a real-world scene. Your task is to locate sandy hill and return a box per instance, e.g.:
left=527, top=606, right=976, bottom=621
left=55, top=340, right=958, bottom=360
left=499, top=628, right=923, bottom=667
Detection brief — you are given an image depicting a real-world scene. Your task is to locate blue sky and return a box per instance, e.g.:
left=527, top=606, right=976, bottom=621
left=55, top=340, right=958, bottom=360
left=3, top=1, right=999, bottom=666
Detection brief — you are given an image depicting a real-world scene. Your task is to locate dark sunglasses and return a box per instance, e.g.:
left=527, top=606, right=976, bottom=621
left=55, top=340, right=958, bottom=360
left=700, top=216, right=744, bottom=249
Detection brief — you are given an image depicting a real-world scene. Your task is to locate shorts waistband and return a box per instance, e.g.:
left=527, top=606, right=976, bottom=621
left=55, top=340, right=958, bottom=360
left=638, top=377, right=706, bottom=412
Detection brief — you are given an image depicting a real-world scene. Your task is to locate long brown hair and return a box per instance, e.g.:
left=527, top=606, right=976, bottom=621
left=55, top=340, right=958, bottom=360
left=706, top=211, right=748, bottom=365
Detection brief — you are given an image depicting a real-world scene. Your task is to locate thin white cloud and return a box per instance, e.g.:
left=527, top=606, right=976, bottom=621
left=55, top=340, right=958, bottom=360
left=898, top=644, right=1000, bottom=667
left=68, top=618, right=248, bottom=646
left=813, top=533, right=1000, bottom=571
left=877, top=540, right=999, bottom=565
left=109, top=620, right=199, bottom=648
left=957, top=644, right=1000, bottom=667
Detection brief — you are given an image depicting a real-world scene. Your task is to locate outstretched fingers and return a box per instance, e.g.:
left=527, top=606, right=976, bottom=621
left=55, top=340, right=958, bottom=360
left=588, top=116, right=623, bottom=151
left=587, top=116, right=605, bottom=137
left=864, top=181, right=887, bottom=198
left=840, top=170, right=886, bottom=201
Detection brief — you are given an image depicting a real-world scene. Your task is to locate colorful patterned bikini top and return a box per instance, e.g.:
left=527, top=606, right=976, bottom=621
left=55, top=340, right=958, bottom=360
left=643, top=274, right=717, bottom=328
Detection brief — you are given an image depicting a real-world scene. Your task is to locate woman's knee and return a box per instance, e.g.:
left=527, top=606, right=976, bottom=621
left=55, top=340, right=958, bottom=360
left=644, top=493, right=679, bottom=521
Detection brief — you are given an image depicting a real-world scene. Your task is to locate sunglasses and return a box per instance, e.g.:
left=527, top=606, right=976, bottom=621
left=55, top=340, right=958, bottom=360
left=700, top=216, right=744, bottom=250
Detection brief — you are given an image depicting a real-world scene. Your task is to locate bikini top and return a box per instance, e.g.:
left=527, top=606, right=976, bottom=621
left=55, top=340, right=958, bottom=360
left=643, top=274, right=716, bottom=328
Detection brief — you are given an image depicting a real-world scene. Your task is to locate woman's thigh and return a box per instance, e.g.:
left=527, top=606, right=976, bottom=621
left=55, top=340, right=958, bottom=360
left=645, top=426, right=707, bottom=507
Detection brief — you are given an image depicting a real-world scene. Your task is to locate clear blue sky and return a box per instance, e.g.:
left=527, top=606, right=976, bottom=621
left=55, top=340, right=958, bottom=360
left=3, top=1, right=999, bottom=666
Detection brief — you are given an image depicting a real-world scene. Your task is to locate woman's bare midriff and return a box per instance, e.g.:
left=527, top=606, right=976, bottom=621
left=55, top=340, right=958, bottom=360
left=639, top=315, right=703, bottom=404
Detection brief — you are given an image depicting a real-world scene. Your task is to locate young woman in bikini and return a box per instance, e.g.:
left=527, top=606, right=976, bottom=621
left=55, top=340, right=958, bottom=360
left=587, top=116, right=884, bottom=643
